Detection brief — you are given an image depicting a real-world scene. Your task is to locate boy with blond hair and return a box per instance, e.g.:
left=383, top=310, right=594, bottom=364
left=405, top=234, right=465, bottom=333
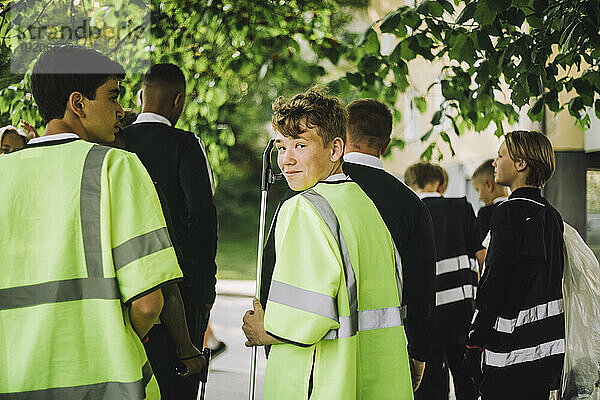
left=405, top=161, right=484, bottom=400
left=466, top=131, right=564, bottom=400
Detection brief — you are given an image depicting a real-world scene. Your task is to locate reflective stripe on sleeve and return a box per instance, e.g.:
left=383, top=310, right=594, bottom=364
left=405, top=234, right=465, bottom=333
left=493, top=299, right=564, bottom=334
left=0, top=361, right=153, bottom=399
left=323, top=306, right=407, bottom=340
left=484, top=338, right=565, bottom=368
left=0, top=277, right=120, bottom=310
left=80, top=145, right=111, bottom=278
left=436, top=284, right=476, bottom=306
left=436, top=255, right=477, bottom=275
left=268, top=280, right=338, bottom=321
left=112, top=227, right=173, bottom=271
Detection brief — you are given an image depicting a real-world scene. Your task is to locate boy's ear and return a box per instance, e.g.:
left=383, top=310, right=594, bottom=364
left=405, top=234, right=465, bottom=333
left=515, top=159, right=527, bottom=172
left=174, top=91, right=185, bottom=109
left=68, top=91, right=86, bottom=119
left=330, top=137, right=345, bottom=162
left=485, top=178, right=494, bottom=192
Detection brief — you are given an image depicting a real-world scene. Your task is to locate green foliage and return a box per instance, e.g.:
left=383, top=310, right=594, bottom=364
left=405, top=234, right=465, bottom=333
left=336, top=0, right=600, bottom=159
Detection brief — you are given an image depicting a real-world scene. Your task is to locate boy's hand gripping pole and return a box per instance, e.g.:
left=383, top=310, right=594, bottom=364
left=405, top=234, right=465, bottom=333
left=248, top=139, right=277, bottom=400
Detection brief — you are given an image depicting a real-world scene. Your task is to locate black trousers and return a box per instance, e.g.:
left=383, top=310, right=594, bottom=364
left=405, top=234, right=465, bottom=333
left=414, top=342, right=477, bottom=400
left=481, top=391, right=550, bottom=400
left=144, top=288, right=211, bottom=400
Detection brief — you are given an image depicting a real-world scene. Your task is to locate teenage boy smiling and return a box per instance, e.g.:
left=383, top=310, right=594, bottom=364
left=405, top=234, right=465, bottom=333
left=466, top=131, right=565, bottom=400
left=242, top=88, right=414, bottom=399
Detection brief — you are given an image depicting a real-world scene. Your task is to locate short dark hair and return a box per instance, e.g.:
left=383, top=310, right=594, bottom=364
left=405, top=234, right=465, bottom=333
left=404, top=161, right=444, bottom=189
left=272, top=87, right=347, bottom=146
left=472, top=159, right=495, bottom=183
left=31, top=46, right=125, bottom=124
left=504, top=130, right=555, bottom=187
left=143, top=63, right=186, bottom=89
left=347, top=99, right=392, bottom=150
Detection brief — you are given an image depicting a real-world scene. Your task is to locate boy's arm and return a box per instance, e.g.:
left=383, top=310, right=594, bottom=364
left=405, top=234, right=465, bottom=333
left=130, top=288, right=164, bottom=338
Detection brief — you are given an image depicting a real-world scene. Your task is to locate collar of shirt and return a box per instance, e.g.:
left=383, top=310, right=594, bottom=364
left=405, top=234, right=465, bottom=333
left=28, top=133, right=79, bottom=144
left=492, top=196, right=508, bottom=204
left=343, top=152, right=383, bottom=170
left=509, top=187, right=542, bottom=200
left=418, top=192, right=442, bottom=199
left=324, top=173, right=350, bottom=183
left=133, top=112, right=172, bottom=127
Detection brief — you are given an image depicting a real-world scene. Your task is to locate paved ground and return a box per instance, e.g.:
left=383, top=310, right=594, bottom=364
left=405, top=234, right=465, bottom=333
left=202, top=281, right=266, bottom=400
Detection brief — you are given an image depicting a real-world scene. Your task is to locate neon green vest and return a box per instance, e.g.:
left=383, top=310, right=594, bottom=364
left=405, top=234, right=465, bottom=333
left=0, top=140, right=183, bottom=398
left=264, top=181, right=413, bottom=400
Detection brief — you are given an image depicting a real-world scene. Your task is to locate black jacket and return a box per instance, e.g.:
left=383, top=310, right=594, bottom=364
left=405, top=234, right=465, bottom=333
left=477, top=202, right=502, bottom=243
left=469, top=187, right=564, bottom=395
left=120, top=122, right=217, bottom=304
left=421, top=195, right=483, bottom=344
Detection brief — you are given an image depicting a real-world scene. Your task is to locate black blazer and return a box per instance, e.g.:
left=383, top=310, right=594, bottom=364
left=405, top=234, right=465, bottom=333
left=120, top=122, right=217, bottom=305
left=342, top=161, right=437, bottom=362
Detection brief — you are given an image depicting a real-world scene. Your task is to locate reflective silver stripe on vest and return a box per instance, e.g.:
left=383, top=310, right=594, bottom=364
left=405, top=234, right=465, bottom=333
left=0, top=146, right=121, bottom=311
left=0, top=361, right=153, bottom=399
left=436, top=284, right=476, bottom=306
left=301, top=188, right=404, bottom=340
left=504, top=197, right=546, bottom=207
left=393, top=243, right=403, bottom=307
left=113, top=227, right=173, bottom=271
left=484, top=338, right=565, bottom=368
left=0, top=277, right=120, bottom=311
left=81, top=145, right=111, bottom=278
left=436, top=255, right=477, bottom=275
left=268, top=280, right=338, bottom=321
left=301, top=190, right=358, bottom=329
left=493, top=299, right=564, bottom=334
left=323, top=306, right=408, bottom=339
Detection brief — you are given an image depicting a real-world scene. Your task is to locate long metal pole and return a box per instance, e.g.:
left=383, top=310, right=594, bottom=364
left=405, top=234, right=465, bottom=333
left=248, top=139, right=276, bottom=400
left=248, top=190, right=269, bottom=400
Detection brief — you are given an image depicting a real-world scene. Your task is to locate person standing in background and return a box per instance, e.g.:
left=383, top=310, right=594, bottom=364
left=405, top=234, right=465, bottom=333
left=119, top=63, right=217, bottom=400
left=405, top=161, right=485, bottom=400
left=471, top=159, right=509, bottom=243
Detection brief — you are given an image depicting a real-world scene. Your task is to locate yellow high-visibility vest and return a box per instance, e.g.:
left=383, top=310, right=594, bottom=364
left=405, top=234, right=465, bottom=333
left=264, top=181, right=413, bottom=400
left=0, top=139, right=182, bottom=398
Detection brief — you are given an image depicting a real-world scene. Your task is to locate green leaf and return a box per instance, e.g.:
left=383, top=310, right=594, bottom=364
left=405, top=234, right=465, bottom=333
left=476, top=31, right=494, bottom=51
left=105, top=7, right=118, bottom=27
left=450, top=116, right=461, bottom=136
left=494, top=121, right=504, bottom=137
left=568, top=96, right=584, bottom=118
left=474, top=1, right=497, bottom=26
left=456, top=2, right=476, bottom=24
left=413, top=96, right=427, bottom=113
left=440, top=131, right=455, bottom=156
left=420, top=143, right=435, bottom=160
left=346, top=72, right=363, bottom=87
left=380, top=10, right=403, bottom=34
left=361, top=28, right=381, bottom=54
left=573, top=78, right=594, bottom=99
left=527, top=74, right=542, bottom=96
left=358, top=55, right=381, bottom=74
left=438, top=0, right=455, bottom=14
left=527, top=96, right=544, bottom=121
left=431, top=110, right=443, bottom=125
left=399, top=40, right=416, bottom=61
left=421, top=127, right=434, bottom=141
left=418, top=0, right=445, bottom=18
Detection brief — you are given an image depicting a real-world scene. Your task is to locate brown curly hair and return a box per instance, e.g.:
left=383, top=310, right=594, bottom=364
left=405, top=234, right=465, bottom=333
left=271, top=87, right=348, bottom=146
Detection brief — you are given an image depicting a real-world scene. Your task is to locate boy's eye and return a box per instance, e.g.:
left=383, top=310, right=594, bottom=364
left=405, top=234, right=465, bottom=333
left=277, top=146, right=285, bottom=151
left=295, top=143, right=305, bottom=148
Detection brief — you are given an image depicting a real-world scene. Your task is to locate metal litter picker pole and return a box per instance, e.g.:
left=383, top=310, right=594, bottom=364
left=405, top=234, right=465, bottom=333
left=248, top=139, right=277, bottom=400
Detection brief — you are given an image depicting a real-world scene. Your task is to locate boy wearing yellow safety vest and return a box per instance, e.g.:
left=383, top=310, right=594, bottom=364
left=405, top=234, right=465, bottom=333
left=242, top=88, right=414, bottom=399
left=0, top=46, right=203, bottom=398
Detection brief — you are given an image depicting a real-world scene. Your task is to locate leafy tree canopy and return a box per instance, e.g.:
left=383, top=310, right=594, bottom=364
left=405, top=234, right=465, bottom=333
left=329, top=0, right=600, bottom=159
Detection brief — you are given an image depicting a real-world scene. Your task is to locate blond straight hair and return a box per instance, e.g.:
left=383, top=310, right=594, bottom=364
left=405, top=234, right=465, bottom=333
left=504, top=130, right=555, bottom=187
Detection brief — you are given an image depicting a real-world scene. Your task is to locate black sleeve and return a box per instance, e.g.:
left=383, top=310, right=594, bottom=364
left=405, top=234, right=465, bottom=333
left=469, top=205, right=518, bottom=347
left=178, top=137, right=218, bottom=304
left=465, top=200, right=485, bottom=256
left=403, top=202, right=436, bottom=362
left=476, top=206, right=492, bottom=243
